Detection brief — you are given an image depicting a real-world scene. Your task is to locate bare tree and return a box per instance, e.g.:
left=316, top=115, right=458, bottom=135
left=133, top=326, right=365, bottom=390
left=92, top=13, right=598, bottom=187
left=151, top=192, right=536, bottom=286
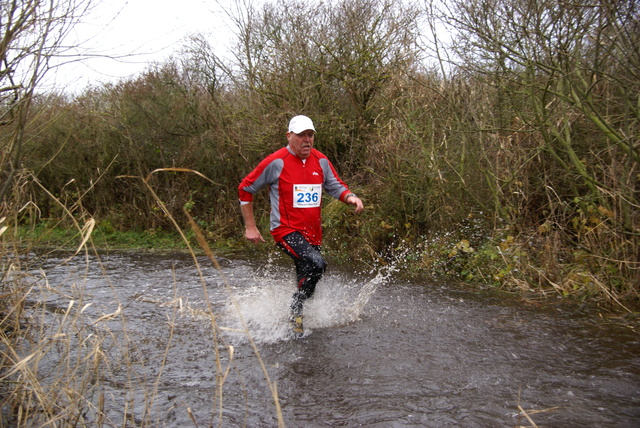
left=0, top=0, right=91, bottom=204
left=443, top=0, right=639, bottom=222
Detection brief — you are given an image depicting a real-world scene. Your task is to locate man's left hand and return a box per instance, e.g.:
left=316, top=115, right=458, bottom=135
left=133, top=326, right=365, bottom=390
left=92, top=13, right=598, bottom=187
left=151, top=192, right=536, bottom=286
left=347, top=195, right=364, bottom=214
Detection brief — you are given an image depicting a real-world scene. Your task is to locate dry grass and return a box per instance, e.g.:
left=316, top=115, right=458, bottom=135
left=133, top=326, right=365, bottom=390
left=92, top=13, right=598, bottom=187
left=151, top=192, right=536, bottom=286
left=516, top=404, right=561, bottom=428
left=0, top=170, right=284, bottom=427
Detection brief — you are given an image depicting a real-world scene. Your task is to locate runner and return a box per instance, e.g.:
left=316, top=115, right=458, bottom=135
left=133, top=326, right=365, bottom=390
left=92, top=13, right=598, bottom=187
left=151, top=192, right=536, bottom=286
left=238, top=115, right=364, bottom=338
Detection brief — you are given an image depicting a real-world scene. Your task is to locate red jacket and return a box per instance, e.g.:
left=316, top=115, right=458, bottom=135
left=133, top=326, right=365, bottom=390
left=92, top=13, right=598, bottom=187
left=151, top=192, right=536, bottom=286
left=239, top=146, right=352, bottom=245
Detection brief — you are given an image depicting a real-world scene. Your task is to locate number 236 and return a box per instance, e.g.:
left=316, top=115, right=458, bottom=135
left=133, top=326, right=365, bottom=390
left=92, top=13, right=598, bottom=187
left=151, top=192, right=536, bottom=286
left=296, top=192, right=319, bottom=203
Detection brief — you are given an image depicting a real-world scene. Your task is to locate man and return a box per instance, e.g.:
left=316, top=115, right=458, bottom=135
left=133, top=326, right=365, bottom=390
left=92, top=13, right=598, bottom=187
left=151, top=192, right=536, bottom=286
left=238, top=115, right=364, bottom=338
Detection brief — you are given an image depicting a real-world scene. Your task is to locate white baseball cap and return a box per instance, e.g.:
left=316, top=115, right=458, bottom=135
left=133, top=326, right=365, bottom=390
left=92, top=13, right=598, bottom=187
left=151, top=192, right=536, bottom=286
left=288, top=115, right=316, bottom=134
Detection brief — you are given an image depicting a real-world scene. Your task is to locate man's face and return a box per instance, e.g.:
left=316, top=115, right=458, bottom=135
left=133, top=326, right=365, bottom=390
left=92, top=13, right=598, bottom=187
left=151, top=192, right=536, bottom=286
left=287, top=129, right=315, bottom=159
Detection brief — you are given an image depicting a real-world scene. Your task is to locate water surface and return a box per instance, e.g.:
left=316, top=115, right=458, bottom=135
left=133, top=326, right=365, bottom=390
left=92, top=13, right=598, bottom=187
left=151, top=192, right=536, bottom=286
left=27, top=251, right=640, bottom=427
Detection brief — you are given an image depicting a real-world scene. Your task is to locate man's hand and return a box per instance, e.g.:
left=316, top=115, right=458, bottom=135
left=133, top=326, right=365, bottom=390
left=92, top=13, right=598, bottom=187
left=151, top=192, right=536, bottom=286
left=346, top=195, right=364, bottom=214
left=241, top=201, right=266, bottom=244
left=245, top=225, right=266, bottom=244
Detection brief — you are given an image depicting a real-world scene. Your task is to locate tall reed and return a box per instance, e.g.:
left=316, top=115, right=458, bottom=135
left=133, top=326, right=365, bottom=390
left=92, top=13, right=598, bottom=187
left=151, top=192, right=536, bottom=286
left=0, top=172, right=283, bottom=427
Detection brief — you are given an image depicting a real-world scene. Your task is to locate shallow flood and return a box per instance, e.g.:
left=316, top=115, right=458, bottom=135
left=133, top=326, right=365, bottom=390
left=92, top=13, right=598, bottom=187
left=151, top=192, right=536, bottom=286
left=25, top=251, right=640, bottom=427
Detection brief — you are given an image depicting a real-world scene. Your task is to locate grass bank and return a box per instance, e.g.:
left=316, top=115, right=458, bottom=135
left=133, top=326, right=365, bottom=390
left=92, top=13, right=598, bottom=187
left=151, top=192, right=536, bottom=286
left=11, top=218, right=640, bottom=315
left=13, top=219, right=249, bottom=256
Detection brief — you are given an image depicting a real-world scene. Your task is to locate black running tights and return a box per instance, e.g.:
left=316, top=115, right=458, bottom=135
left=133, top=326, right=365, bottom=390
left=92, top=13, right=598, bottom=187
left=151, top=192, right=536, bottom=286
left=277, top=232, right=327, bottom=316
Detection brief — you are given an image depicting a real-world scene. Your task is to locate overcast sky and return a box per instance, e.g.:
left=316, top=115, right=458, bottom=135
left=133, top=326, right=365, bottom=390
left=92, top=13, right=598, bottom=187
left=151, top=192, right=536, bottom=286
left=44, top=0, right=238, bottom=94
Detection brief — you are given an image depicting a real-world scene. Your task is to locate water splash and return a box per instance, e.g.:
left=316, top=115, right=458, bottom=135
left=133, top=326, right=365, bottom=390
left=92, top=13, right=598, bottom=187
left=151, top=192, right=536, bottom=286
left=219, top=264, right=395, bottom=344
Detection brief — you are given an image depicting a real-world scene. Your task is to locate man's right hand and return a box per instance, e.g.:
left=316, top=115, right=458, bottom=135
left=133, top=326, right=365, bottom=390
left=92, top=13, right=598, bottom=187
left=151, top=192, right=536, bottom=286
left=245, top=226, right=266, bottom=244
left=241, top=202, right=266, bottom=244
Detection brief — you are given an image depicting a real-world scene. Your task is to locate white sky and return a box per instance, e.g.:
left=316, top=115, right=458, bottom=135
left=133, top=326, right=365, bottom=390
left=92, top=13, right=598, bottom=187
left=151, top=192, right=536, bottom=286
left=44, top=0, right=239, bottom=94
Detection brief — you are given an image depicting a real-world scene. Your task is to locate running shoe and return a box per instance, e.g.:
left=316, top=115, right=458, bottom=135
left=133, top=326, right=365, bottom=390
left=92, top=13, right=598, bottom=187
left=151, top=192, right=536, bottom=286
left=289, top=315, right=304, bottom=339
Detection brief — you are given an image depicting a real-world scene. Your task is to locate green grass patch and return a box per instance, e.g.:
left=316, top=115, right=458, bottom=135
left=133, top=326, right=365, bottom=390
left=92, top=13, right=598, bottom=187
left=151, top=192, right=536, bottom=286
left=11, top=219, right=259, bottom=256
left=13, top=220, right=190, bottom=252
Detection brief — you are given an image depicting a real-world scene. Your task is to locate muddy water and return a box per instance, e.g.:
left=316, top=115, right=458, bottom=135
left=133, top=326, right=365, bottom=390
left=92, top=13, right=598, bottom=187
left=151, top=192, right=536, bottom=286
left=30, top=252, right=639, bottom=427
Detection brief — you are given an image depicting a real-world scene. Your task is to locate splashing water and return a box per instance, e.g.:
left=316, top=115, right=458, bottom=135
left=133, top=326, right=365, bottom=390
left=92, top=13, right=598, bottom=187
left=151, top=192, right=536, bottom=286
left=220, top=264, right=395, bottom=344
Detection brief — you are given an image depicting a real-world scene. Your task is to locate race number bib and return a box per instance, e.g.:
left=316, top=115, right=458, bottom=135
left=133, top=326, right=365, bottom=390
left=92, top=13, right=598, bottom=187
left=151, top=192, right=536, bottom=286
left=293, top=184, right=322, bottom=208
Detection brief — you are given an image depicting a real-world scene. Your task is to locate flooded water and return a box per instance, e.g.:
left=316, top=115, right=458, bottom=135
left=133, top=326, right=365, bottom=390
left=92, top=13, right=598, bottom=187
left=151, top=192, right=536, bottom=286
left=22, top=251, right=640, bottom=427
